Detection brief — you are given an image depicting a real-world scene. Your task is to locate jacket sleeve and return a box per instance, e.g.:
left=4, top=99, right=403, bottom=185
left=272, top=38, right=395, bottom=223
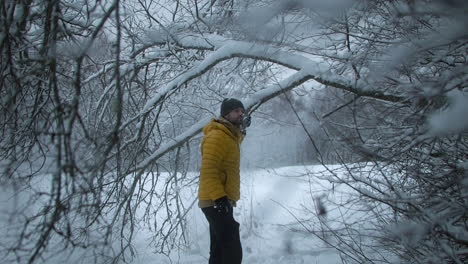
left=200, top=131, right=227, bottom=200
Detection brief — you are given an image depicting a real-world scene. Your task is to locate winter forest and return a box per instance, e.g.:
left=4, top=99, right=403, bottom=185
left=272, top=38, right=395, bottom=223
left=1, top=0, right=467, bottom=263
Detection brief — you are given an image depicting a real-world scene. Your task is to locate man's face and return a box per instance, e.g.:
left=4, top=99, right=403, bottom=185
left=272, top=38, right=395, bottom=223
left=225, top=107, right=245, bottom=126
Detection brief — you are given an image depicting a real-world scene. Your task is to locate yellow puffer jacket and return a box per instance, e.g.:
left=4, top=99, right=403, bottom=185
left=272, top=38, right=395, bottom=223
left=198, top=118, right=244, bottom=203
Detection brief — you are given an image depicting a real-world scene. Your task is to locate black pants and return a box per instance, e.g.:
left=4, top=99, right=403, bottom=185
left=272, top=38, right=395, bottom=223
left=201, top=206, right=242, bottom=264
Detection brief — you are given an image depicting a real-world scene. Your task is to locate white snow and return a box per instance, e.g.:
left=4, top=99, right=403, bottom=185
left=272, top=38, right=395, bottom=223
left=127, top=164, right=369, bottom=264
left=428, top=90, right=468, bottom=136
left=0, top=164, right=369, bottom=264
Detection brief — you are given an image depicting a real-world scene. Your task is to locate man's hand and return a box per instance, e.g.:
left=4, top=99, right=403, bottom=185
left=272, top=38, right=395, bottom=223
left=214, top=196, right=232, bottom=214
left=241, top=115, right=251, bottom=135
left=242, top=115, right=251, bottom=128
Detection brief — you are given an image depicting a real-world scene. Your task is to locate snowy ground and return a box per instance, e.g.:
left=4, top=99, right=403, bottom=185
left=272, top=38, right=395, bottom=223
left=0, top=164, right=356, bottom=264
left=133, top=164, right=347, bottom=264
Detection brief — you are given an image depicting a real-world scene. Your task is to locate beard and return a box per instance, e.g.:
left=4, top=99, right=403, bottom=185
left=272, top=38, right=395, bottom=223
left=226, top=116, right=242, bottom=126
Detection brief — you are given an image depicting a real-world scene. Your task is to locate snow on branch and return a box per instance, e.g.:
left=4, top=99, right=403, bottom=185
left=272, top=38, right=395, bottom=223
left=139, top=36, right=404, bottom=118
left=134, top=70, right=311, bottom=172
left=126, top=34, right=408, bottom=169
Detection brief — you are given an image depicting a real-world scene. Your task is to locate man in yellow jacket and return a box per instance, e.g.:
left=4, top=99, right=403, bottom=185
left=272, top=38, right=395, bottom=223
left=198, top=98, right=250, bottom=264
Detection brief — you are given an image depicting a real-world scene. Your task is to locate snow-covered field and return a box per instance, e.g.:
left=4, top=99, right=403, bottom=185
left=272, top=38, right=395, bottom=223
left=1, top=164, right=361, bottom=264
left=132, top=164, right=350, bottom=264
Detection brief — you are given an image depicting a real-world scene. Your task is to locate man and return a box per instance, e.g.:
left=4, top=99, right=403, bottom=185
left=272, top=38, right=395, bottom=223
left=198, top=98, right=250, bottom=264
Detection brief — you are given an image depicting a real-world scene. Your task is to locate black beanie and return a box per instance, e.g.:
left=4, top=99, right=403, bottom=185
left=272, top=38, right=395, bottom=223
left=220, top=98, right=244, bottom=117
